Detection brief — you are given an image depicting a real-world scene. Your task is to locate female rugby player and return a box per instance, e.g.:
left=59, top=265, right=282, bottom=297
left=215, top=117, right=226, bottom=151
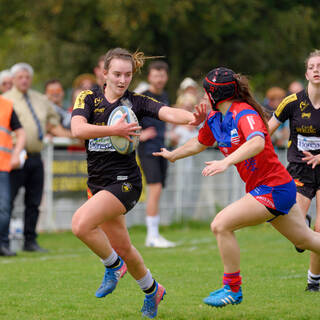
left=70, top=48, right=206, bottom=318
left=269, top=49, right=320, bottom=291
left=154, top=67, right=320, bottom=307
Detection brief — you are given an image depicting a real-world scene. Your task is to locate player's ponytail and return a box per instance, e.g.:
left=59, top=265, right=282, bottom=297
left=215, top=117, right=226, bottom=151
left=233, top=74, right=268, bottom=128
left=104, top=48, right=164, bottom=74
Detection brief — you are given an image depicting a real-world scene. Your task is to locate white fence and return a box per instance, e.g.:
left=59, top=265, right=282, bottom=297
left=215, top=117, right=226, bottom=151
left=11, top=138, right=316, bottom=232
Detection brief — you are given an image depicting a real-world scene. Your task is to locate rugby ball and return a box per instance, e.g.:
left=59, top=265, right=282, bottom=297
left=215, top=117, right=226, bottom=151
left=107, top=106, right=140, bottom=154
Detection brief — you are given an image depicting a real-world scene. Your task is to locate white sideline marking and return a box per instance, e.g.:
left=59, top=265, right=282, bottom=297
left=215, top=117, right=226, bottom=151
left=0, top=253, right=82, bottom=264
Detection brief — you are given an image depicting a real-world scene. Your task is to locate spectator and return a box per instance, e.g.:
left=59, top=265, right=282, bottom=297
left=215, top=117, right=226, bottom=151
left=0, top=96, right=26, bottom=256
left=288, top=80, right=304, bottom=95
left=92, top=55, right=105, bottom=91
left=45, top=79, right=71, bottom=129
left=0, top=69, right=13, bottom=93
left=134, top=81, right=149, bottom=94
left=263, top=87, right=289, bottom=148
left=72, top=73, right=96, bottom=91
left=3, top=62, right=72, bottom=252
left=170, top=93, right=199, bottom=147
left=178, top=77, right=200, bottom=98
left=138, top=61, right=175, bottom=248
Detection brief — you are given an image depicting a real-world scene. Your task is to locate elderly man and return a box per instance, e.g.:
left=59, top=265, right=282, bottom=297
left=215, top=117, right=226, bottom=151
left=0, top=95, right=25, bottom=256
left=3, top=63, right=72, bottom=252
left=0, top=69, right=13, bottom=93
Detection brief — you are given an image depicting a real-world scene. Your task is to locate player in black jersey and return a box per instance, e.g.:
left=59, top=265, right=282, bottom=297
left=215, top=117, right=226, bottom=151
left=269, top=49, right=320, bottom=292
left=70, top=48, right=206, bottom=318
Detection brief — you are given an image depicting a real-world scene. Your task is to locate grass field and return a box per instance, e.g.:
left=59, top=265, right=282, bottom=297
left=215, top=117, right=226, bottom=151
left=0, top=221, right=319, bottom=320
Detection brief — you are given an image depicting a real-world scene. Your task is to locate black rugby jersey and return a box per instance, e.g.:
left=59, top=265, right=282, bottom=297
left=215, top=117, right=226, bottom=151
left=71, top=87, right=165, bottom=190
left=274, top=89, right=320, bottom=163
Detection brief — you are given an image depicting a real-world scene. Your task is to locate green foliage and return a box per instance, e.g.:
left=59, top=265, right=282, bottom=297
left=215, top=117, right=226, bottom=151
left=1, top=0, right=319, bottom=97
left=0, top=225, right=319, bottom=319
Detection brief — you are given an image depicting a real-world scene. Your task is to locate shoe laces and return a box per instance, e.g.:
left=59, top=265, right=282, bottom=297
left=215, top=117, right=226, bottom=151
left=102, top=268, right=118, bottom=284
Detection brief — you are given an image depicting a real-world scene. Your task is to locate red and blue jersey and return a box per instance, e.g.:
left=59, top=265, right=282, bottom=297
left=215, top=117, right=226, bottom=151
left=198, top=102, right=292, bottom=193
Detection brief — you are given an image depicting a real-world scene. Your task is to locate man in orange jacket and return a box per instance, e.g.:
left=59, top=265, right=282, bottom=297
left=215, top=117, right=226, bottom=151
left=0, top=95, right=25, bottom=256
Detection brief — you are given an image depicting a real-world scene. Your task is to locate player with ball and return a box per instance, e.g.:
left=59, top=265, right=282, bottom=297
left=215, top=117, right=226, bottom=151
left=71, top=48, right=206, bottom=318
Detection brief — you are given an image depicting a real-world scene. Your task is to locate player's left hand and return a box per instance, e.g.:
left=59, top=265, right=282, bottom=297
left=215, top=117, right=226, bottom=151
left=302, top=151, right=320, bottom=169
left=152, top=148, right=175, bottom=162
left=189, top=103, right=207, bottom=126
left=202, top=159, right=230, bottom=176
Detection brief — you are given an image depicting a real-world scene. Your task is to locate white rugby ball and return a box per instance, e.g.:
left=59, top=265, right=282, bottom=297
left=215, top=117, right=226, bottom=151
left=107, top=106, right=140, bottom=154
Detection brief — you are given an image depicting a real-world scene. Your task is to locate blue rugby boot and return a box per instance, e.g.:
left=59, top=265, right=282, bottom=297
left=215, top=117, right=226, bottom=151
left=203, top=285, right=243, bottom=308
left=141, top=282, right=166, bottom=318
left=95, top=258, right=127, bottom=298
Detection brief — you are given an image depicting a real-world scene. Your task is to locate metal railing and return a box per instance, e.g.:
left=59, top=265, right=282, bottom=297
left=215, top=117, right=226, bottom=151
left=11, top=138, right=316, bottom=232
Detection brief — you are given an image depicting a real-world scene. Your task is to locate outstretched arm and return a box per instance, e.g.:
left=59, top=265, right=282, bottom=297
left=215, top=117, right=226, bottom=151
left=153, top=137, right=208, bottom=162
left=268, top=115, right=281, bottom=136
left=158, top=104, right=207, bottom=126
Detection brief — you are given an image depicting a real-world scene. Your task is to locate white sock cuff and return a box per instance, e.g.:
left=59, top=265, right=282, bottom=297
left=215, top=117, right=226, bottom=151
left=101, top=249, right=118, bottom=267
left=136, top=269, right=154, bottom=291
left=146, top=215, right=160, bottom=225
left=308, top=269, right=320, bottom=283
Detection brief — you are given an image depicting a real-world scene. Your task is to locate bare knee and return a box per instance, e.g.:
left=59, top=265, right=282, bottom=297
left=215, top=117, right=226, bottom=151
left=211, top=218, right=228, bottom=236
left=292, top=232, right=312, bottom=250
left=72, top=212, right=91, bottom=239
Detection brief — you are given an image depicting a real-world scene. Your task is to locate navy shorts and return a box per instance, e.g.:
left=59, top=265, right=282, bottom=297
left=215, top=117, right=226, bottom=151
left=139, top=155, right=168, bottom=186
left=287, top=162, right=320, bottom=200
left=88, top=180, right=142, bottom=213
left=249, top=179, right=297, bottom=217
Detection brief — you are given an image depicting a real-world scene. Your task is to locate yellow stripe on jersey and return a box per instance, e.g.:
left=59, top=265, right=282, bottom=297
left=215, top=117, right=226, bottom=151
left=275, top=93, right=297, bottom=117
left=73, top=90, right=93, bottom=110
left=133, top=92, right=160, bottom=103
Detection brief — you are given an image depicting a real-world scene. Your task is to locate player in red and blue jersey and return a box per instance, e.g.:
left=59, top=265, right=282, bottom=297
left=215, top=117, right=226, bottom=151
left=154, top=67, right=320, bottom=308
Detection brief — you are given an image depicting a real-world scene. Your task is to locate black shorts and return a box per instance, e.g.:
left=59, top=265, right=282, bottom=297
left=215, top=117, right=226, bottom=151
left=88, top=180, right=142, bottom=213
left=139, top=155, right=168, bottom=186
left=287, top=162, right=320, bottom=200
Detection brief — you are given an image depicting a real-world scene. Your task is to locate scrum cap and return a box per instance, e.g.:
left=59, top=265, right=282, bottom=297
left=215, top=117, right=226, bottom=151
left=203, top=67, right=237, bottom=110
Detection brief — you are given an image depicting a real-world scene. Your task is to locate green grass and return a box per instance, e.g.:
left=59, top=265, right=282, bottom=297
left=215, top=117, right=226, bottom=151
left=0, top=222, right=319, bottom=320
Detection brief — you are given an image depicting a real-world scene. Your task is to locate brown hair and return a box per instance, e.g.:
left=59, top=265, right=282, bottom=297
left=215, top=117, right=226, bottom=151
left=305, top=49, right=320, bottom=69
left=233, top=74, right=268, bottom=128
left=147, top=60, right=169, bottom=74
left=104, top=48, right=148, bottom=74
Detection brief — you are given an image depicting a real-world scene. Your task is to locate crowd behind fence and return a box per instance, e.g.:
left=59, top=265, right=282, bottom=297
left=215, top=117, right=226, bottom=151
left=10, top=138, right=316, bottom=233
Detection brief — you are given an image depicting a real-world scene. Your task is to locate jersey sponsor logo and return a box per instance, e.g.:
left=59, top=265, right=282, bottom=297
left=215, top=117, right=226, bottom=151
left=297, top=134, right=320, bottom=151
left=301, top=112, right=311, bottom=119
left=94, top=108, right=105, bottom=113
left=117, top=175, right=128, bottom=181
left=299, top=101, right=309, bottom=112
left=296, top=125, right=316, bottom=134
left=230, top=128, right=240, bottom=145
left=94, top=97, right=103, bottom=106
left=122, top=182, right=132, bottom=192
left=73, top=90, right=93, bottom=110
left=246, top=115, right=255, bottom=130
left=88, top=136, right=115, bottom=152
